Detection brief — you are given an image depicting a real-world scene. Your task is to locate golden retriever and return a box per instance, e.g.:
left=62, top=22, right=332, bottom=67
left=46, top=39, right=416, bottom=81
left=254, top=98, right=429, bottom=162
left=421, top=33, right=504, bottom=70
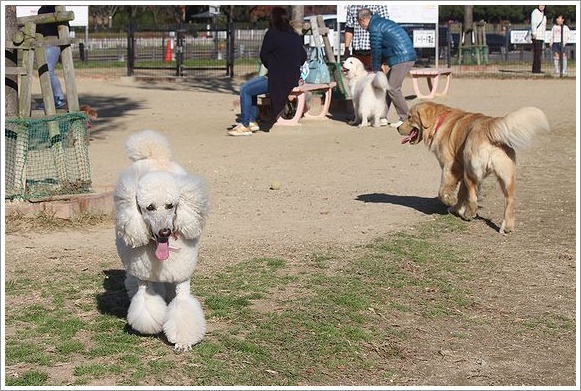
left=397, top=101, right=550, bottom=234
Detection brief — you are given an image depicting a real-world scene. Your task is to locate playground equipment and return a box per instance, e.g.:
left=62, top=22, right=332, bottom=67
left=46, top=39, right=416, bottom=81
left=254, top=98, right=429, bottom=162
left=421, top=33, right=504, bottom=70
left=5, top=5, right=92, bottom=200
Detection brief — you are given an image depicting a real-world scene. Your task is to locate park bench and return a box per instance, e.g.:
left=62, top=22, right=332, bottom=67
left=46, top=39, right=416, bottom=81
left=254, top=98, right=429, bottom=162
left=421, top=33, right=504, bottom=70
left=409, top=68, right=453, bottom=99
left=258, top=81, right=337, bottom=126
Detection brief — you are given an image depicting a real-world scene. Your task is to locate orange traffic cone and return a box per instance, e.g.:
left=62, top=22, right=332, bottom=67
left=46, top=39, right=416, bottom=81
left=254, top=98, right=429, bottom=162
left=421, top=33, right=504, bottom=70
left=164, top=40, right=172, bottom=63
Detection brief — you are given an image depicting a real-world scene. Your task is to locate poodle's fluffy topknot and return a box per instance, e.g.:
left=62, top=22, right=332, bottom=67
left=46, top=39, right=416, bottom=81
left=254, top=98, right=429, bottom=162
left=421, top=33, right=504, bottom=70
left=125, top=129, right=173, bottom=162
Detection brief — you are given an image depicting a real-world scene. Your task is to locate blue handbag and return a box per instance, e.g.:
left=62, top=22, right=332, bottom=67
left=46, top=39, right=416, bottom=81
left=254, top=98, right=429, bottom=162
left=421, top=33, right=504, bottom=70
left=305, top=47, right=331, bottom=84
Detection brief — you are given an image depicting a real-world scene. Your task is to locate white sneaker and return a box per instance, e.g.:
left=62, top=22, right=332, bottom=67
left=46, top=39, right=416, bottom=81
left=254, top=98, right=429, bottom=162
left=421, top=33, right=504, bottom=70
left=249, top=121, right=260, bottom=132
left=228, top=123, right=252, bottom=136
left=388, top=120, right=403, bottom=128
left=379, top=118, right=388, bottom=126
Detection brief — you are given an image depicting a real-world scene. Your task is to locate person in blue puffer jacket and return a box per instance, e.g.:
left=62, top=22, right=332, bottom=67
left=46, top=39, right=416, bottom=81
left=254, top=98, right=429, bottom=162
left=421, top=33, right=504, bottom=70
left=357, top=8, right=416, bottom=128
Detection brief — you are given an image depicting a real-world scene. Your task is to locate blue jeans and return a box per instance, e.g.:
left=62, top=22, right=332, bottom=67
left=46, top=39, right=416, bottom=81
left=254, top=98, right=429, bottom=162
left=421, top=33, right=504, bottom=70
left=239, top=76, right=268, bottom=126
left=46, top=45, right=64, bottom=100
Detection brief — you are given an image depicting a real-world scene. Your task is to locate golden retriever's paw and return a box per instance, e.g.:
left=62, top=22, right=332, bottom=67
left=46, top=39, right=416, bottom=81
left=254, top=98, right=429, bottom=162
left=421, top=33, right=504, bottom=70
left=440, top=193, right=457, bottom=207
left=499, top=220, right=513, bottom=235
left=448, top=204, right=476, bottom=221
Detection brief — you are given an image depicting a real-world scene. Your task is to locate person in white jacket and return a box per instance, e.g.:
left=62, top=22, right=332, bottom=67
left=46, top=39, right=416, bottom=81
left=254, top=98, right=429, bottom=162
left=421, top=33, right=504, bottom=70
left=530, top=5, right=547, bottom=74
left=549, top=13, right=571, bottom=75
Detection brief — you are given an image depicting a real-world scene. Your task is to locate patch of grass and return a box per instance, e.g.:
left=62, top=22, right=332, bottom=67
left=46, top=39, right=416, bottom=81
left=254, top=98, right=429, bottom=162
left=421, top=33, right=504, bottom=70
left=4, top=210, right=113, bottom=234
left=73, top=363, right=124, bottom=377
left=522, top=313, right=576, bottom=335
left=4, top=216, right=480, bottom=386
left=5, top=370, right=49, bottom=386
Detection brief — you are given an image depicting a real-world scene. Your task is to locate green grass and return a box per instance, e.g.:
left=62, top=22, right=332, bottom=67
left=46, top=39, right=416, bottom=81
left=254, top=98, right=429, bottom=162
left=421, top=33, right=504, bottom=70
left=3, top=214, right=574, bottom=385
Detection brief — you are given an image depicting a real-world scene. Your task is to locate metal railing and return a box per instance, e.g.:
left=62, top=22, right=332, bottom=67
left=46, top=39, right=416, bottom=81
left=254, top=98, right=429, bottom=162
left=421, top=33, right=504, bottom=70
left=66, top=24, right=575, bottom=79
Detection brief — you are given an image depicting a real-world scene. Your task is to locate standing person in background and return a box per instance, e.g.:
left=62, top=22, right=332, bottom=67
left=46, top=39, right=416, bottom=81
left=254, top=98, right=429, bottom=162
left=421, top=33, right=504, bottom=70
left=549, top=13, right=571, bottom=75
left=228, top=6, right=307, bottom=136
left=36, top=5, right=68, bottom=110
left=344, top=4, right=390, bottom=71
left=530, top=5, right=547, bottom=74
left=357, top=8, right=416, bottom=129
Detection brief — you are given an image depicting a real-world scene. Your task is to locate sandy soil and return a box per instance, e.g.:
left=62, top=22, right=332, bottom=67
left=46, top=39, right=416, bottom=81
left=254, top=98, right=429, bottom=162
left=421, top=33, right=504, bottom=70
left=4, top=73, right=578, bottom=386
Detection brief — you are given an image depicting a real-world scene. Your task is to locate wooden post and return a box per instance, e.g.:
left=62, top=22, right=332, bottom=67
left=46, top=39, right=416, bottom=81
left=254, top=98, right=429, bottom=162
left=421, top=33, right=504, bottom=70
left=55, top=5, right=79, bottom=112
left=18, top=21, right=36, bottom=118
left=317, top=15, right=335, bottom=64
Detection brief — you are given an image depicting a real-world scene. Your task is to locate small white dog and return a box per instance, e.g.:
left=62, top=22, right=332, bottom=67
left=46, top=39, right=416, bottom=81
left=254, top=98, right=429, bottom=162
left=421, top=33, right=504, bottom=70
left=114, top=129, right=209, bottom=351
left=341, top=56, right=389, bottom=128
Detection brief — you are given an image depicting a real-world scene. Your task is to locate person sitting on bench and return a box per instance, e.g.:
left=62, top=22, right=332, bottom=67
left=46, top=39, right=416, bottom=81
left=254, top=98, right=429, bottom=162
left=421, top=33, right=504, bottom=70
left=228, top=7, right=307, bottom=137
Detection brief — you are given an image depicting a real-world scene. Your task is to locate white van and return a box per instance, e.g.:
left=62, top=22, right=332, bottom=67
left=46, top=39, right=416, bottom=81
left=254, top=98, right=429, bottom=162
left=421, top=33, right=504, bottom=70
left=303, top=14, right=345, bottom=60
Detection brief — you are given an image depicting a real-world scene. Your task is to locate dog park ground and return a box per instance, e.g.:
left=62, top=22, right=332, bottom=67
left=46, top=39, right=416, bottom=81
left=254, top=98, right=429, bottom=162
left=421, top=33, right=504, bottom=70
left=4, top=74, right=578, bottom=386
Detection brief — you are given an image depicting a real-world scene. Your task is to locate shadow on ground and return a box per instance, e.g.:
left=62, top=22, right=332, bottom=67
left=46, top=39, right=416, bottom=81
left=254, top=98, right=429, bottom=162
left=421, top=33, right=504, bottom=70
left=356, top=193, right=448, bottom=215
left=96, top=268, right=129, bottom=319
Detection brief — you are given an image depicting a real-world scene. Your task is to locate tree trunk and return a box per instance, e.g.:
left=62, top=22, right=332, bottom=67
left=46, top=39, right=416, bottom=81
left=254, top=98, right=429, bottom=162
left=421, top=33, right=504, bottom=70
left=291, top=5, right=304, bottom=34
left=5, top=5, right=18, bottom=118
left=462, top=5, right=474, bottom=46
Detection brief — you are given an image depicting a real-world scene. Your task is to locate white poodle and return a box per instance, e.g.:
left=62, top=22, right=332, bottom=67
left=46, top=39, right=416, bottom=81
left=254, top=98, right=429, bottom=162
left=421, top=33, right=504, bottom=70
left=114, top=129, right=209, bottom=351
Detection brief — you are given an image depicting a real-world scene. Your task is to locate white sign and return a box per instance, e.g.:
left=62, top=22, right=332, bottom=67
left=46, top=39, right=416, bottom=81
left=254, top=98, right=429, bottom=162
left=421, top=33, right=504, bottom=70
left=17, top=6, right=89, bottom=27
left=209, top=5, right=220, bottom=16
left=511, top=29, right=577, bottom=44
left=337, top=4, right=438, bottom=24
left=413, top=30, right=436, bottom=48
left=387, top=4, right=438, bottom=24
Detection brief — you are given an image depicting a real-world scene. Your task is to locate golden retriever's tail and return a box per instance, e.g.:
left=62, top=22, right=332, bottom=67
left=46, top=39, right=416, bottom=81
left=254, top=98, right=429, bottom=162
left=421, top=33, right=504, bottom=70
left=491, top=107, right=550, bottom=149
left=125, top=129, right=173, bottom=162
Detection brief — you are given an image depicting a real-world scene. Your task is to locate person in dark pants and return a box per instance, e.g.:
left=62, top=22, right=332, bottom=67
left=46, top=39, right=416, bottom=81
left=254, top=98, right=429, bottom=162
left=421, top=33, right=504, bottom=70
left=530, top=5, right=547, bottom=74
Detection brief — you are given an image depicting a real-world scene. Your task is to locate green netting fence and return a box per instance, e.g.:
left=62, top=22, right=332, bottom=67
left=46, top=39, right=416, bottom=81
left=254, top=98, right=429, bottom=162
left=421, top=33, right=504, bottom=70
left=5, top=112, right=92, bottom=200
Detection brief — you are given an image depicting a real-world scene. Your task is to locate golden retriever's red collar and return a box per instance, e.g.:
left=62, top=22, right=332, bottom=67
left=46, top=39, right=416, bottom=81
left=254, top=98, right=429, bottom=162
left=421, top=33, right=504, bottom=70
left=434, top=110, right=452, bottom=134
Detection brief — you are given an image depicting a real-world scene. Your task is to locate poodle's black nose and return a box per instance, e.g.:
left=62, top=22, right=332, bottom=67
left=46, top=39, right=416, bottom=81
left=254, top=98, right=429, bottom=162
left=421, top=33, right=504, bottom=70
left=158, top=228, right=172, bottom=240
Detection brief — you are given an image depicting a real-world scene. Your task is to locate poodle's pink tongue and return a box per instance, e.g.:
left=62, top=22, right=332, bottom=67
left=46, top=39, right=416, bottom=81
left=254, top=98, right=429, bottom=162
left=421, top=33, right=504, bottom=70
left=155, top=241, right=170, bottom=261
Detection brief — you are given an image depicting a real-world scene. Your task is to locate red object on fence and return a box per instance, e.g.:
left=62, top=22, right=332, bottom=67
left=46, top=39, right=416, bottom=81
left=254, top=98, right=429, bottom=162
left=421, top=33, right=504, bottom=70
left=164, top=40, right=172, bottom=63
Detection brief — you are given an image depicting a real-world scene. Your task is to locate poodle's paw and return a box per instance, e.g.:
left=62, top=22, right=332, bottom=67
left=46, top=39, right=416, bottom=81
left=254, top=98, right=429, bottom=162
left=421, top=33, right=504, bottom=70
left=163, top=294, right=206, bottom=350
left=127, top=288, right=167, bottom=335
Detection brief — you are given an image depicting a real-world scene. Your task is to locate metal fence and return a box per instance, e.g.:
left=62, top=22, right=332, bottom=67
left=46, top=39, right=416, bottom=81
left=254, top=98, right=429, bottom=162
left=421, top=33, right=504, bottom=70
left=68, top=24, right=575, bottom=80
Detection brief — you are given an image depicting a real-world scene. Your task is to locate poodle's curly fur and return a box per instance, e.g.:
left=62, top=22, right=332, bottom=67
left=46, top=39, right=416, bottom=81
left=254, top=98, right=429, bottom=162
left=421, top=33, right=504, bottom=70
left=114, top=130, right=209, bottom=351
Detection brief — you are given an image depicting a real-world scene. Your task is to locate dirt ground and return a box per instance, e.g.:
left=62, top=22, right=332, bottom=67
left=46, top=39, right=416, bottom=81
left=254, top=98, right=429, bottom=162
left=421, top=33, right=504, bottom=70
left=4, top=74, right=578, bottom=386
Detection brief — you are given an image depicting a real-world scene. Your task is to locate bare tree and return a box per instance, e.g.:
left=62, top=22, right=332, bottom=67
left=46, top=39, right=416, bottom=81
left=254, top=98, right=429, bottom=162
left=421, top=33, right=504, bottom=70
left=291, top=4, right=304, bottom=34
left=90, top=5, right=119, bottom=30
left=5, top=5, right=18, bottom=118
